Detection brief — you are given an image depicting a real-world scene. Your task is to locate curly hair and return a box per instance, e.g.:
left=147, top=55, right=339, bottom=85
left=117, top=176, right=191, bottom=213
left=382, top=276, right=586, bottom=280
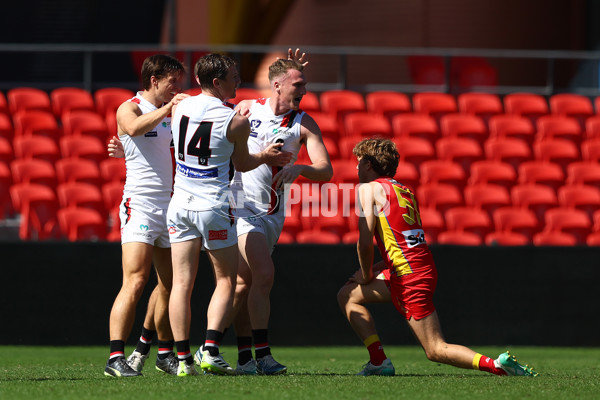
left=352, top=138, right=400, bottom=177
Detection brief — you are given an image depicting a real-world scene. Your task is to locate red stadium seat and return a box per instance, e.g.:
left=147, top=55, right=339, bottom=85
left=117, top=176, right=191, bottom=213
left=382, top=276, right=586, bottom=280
left=444, top=206, right=492, bottom=238
left=59, top=135, right=106, bottom=163
left=0, top=137, right=12, bottom=165
left=511, top=183, right=558, bottom=225
left=435, top=137, right=483, bottom=174
left=549, top=93, right=593, bottom=128
left=0, top=113, right=14, bottom=141
left=295, top=229, right=341, bottom=244
left=485, top=231, right=530, bottom=246
left=451, top=57, right=498, bottom=89
left=0, top=161, right=12, bottom=218
left=463, top=183, right=511, bottom=218
left=365, top=91, right=411, bottom=121
left=584, top=115, right=600, bottom=140
left=581, top=139, right=600, bottom=162
left=57, top=182, right=105, bottom=217
left=310, top=112, right=341, bottom=139
left=94, top=87, right=135, bottom=118
left=488, top=114, right=536, bottom=145
left=300, top=92, right=320, bottom=114
left=61, top=110, right=110, bottom=141
left=0, top=91, right=7, bottom=116
left=55, top=158, right=102, bottom=185
left=407, top=56, right=445, bottom=86
left=535, top=115, right=582, bottom=145
left=417, top=183, right=463, bottom=215
left=12, top=110, right=62, bottom=142
left=503, top=93, right=549, bottom=124
left=391, top=113, right=439, bottom=144
left=7, top=87, right=52, bottom=114
left=585, top=232, right=600, bottom=246
left=332, top=159, right=359, bottom=184
left=533, top=138, right=580, bottom=173
left=566, top=161, right=600, bottom=188
left=341, top=230, right=360, bottom=244
left=57, top=207, right=106, bottom=242
left=483, top=137, right=532, bottom=172
left=13, top=136, right=60, bottom=164
left=419, top=207, right=445, bottom=244
left=102, top=181, right=124, bottom=213
left=492, top=206, right=539, bottom=241
left=412, top=92, right=457, bottom=123
left=343, top=112, right=392, bottom=138
left=277, top=231, right=295, bottom=244
left=11, top=159, right=56, bottom=188
left=517, top=161, right=565, bottom=191
left=557, top=184, right=600, bottom=220
left=457, top=92, right=503, bottom=124
left=533, top=231, right=577, bottom=246
left=50, top=87, right=95, bottom=119
left=9, top=183, right=59, bottom=240
left=320, top=90, right=366, bottom=124
left=229, top=88, right=263, bottom=104
left=394, top=161, right=419, bottom=191
left=468, top=160, right=517, bottom=190
left=439, top=113, right=488, bottom=145
left=99, top=158, right=126, bottom=184
left=542, top=207, right=591, bottom=244
left=392, top=136, right=435, bottom=170
left=419, top=160, right=466, bottom=189
left=437, top=230, right=483, bottom=246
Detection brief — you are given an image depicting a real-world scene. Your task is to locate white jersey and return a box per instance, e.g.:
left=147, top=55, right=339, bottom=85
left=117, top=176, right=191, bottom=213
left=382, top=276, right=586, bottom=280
left=170, top=94, right=236, bottom=211
left=237, top=98, right=304, bottom=214
left=120, top=92, right=173, bottom=208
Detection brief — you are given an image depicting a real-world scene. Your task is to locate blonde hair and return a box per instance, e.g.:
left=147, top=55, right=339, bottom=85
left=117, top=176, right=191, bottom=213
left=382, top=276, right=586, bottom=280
left=352, top=138, right=400, bottom=177
left=268, top=59, right=304, bottom=82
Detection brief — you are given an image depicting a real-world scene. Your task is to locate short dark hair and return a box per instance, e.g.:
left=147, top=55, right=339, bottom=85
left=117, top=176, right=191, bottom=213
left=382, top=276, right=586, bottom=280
left=140, top=54, right=185, bottom=90
left=353, top=138, right=400, bottom=177
left=268, top=59, right=304, bottom=82
left=194, top=53, right=237, bottom=89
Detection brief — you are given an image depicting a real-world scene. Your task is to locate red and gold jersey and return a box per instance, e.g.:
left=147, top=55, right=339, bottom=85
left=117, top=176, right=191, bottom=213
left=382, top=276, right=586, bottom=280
left=373, top=177, right=436, bottom=276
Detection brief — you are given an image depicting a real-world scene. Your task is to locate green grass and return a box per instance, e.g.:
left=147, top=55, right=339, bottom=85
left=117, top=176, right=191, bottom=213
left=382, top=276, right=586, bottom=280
left=0, top=346, right=598, bottom=399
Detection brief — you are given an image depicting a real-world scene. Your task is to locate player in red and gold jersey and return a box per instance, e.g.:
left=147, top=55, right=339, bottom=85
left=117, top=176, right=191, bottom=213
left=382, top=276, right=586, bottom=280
left=337, top=138, right=537, bottom=377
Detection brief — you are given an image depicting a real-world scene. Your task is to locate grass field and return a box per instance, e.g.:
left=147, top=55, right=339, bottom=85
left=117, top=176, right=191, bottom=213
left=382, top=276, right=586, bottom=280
left=0, top=346, right=598, bottom=399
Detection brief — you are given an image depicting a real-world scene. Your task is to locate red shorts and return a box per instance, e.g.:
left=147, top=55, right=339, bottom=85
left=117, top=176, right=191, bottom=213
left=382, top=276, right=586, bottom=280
left=379, top=266, right=437, bottom=321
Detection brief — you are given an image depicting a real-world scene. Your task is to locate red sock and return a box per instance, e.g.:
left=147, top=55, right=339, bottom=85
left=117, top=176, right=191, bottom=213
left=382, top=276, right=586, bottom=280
left=364, top=335, right=386, bottom=366
left=474, top=353, right=507, bottom=375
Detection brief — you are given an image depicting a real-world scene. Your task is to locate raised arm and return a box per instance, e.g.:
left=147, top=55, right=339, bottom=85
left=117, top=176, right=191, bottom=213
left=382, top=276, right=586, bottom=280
left=116, top=93, right=189, bottom=137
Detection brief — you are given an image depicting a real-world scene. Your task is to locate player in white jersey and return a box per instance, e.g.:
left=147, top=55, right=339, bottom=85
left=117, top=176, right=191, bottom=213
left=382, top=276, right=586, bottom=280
left=167, top=53, right=291, bottom=376
left=223, top=57, right=333, bottom=375
left=104, top=54, right=189, bottom=378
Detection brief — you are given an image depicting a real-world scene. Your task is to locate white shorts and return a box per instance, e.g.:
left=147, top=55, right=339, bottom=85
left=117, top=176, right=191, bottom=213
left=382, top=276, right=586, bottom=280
left=120, top=197, right=170, bottom=248
left=166, top=203, right=237, bottom=250
left=235, top=202, right=285, bottom=253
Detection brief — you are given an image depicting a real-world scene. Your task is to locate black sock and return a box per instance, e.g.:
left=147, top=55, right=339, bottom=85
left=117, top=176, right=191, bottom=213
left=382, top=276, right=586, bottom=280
left=204, top=329, right=224, bottom=357
left=237, top=336, right=253, bottom=365
left=175, top=340, right=193, bottom=365
left=109, top=340, right=125, bottom=360
left=134, top=327, right=155, bottom=355
left=157, top=340, right=174, bottom=360
left=252, top=329, right=271, bottom=359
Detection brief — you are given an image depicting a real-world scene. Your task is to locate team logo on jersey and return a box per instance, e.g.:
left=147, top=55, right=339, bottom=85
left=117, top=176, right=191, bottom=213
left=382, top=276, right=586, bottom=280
left=402, top=229, right=427, bottom=248
left=144, top=131, right=158, bottom=137
left=250, top=120, right=261, bottom=129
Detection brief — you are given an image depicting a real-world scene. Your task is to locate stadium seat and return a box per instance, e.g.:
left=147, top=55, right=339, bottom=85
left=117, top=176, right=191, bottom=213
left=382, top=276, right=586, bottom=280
left=483, top=137, right=532, bottom=172
left=102, top=181, right=124, bottom=213
left=12, top=110, right=62, bottom=142
left=584, top=115, right=600, bottom=140
left=331, top=159, right=360, bottom=184
left=0, top=113, right=14, bottom=141
left=7, top=87, right=52, bottom=114
left=457, top=92, right=503, bottom=124
left=437, top=230, right=483, bottom=246
left=394, top=161, right=419, bottom=191
left=94, top=87, right=135, bottom=118
left=517, top=161, right=565, bottom=191
left=511, top=183, right=558, bottom=225
left=0, top=137, right=12, bottom=165
left=9, top=182, right=59, bottom=240
left=50, top=87, right=95, bottom=119
left=55, top=157, right=102, bottom=185
left=105, top=206, right=121, bottom=242
left=391, top=113, right=439, bottom=144
left=365, top=91, right=411, bottom=121
left=300, top=92, right=320, bottom=113
left=566, top=161, right=600, bottom=188
left=557, top=184, right=600, bottom=219
left=281, top=205, right=302, bottom=238
left=412, top=92, right=457, bottom=123
left=341, top=230, right=360, bottom=244
left=503, top=93, right=549, bottom=124
left=435, top=137, right=483, bottom=174
left=0, top=161, right=12, bottom=218
left=468, top=160, right=517, bottom=190
left=277, top=231, right=295, bottom=244
left=229, top=88, right=263, bottom=104
left=542, top=207, right=591, bottom=244
left=13, top=136, right=60, bottom=165
left=407, top=56, right=445, bottom=86
left=99, top=158, right=126, bottom=184
left=105, top=112, right=118, bottom=139
left=451, top=57, right=498, bottom=89
left=463, top=183, right=511, bottom=218
left=310, top=112, right=341, bottom=139
left=59, top=135, right=106, bottom=163
left=535, top=115, right=582, bottom=145
left=61, top=110, right=110, bottom=141
left=419, top=160, right=467, bottom=189
left=299, top=135, right=339, bottom=161
left=319, top=90, right=366, bottom=125
left=11, top=158, right=56, bottom=188
left=488, top=114, right=536, bottom=145
left=585, top=231, right=600, bottom=246
left=0, top=91, right=7, bottom=116
left=57, top=207, right=106, bottom=242
left=439, top=113, right=488, bottom=145
left=295, top=229, right=341, bottom=244
left=549, top=93, right=593, bottom=128
left=417, top=183, right=463, bottom=215
left=343, top=112, right=392, bottom=138
left=444, top=206, right=492, bottom=238
left=313, top=212, right=348, bottom=237
left=392, top=136, right=435, bottom=170
left=492, top=206, right=539, bottom=241
left=533, top=138, right=580, bottom=173
left=581, top=138, right=600, bottom=162
left=57, top=182, right=105, bottom=217
left=533, top=231, right=577, bottom=246
left=485, top=231, right=530, bottom=246
left=419, top=207, right=445, bottom=244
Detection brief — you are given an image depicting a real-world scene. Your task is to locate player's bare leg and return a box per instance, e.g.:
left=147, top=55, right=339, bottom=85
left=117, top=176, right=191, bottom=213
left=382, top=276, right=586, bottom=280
left=231, top=257, right=256, bottom=374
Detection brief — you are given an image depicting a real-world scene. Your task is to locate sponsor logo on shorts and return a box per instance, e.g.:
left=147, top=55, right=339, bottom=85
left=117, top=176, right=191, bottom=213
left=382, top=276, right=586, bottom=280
left=168, top=225, right=176, bottom=234
left=208, top=229, right=228, bottom=240
left=402, top=229, right=427, bottom=248
left=139, top=224, right=149, bottom=231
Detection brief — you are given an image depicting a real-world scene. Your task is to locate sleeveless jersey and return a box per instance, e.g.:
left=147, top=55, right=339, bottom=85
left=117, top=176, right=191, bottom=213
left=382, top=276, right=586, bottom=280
left=170, top=94, right=236, bottom=211
left=120, top=92, right=174, bottom=207
left=239, top=98, right=304, bottom=214
left=373, top=177, right=436, bottom=276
